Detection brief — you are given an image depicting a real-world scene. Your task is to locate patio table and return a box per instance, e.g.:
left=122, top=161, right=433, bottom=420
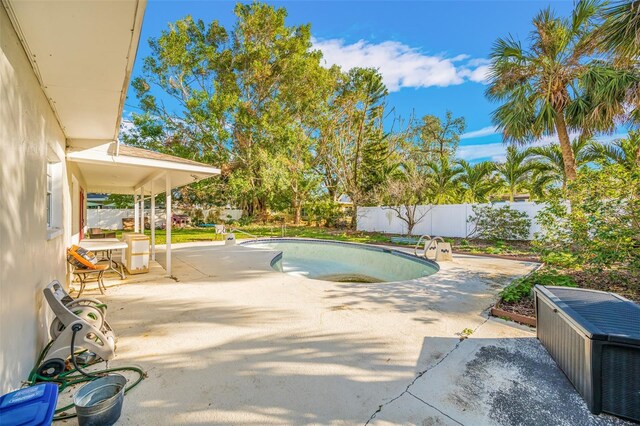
left=79, top=238, right=127, bottom=279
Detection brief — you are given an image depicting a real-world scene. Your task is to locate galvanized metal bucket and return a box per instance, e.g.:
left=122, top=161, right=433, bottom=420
left=74, top=374, right=126, bottom=426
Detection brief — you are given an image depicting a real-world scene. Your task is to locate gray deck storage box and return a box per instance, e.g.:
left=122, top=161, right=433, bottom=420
left=534, top=285, right=640, bottom=422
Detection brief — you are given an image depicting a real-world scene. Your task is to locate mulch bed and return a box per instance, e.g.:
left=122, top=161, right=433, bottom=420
left=454, top=250, right=540, bottom=263
left=497, top=298, right=536, bottom=318
left=569, top=269, right=639, bottom=303
left=495, top=268, right=640, bottom=326
left=450, top=238, right=541, bottom=262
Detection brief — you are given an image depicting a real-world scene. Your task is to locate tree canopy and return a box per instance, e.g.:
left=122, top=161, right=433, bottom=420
left=123, top=0, right=639, bottom=231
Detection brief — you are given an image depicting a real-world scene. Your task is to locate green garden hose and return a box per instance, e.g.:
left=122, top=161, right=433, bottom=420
left=26, top=340, right=146, bottom=421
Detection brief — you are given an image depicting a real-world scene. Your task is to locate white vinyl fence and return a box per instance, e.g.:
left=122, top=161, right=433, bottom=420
left=87, top=208, right=243, bottom=230
left=357, top=202, right=546, bottom=240
left=87, top=209, right=166, bottom=230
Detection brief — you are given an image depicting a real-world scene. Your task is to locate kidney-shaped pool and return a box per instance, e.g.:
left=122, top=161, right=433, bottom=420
left=241, top=239, right=438, bottom=283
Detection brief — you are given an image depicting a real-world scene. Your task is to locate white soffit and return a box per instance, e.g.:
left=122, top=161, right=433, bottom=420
left=3, top=0, right=146, bottom=140
left=73, top=161, right=219, bottom=195
left=67, top=142, right=221, bottom=195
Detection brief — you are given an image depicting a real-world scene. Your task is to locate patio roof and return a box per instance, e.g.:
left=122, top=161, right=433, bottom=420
left=67, top=141, right=221, bottom=195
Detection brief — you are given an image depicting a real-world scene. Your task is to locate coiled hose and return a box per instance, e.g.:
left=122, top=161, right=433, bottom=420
left=26, top=336, right=146, bottom=421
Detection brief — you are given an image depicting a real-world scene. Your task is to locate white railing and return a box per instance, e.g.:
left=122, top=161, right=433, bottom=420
left=228, top=228, right=259, bottom=239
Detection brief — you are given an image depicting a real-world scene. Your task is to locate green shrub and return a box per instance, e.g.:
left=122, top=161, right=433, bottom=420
left=500, top=280, right=533, bottom=303
left=205, top=208, right=221, bottom=224
left=190, top=208, right=205, bottom=224
left=304, top=198, right=342, bottom=227
left=500, top=270, right=577, bottom=303
left=535, top=165, right=640, bottom=273
left=541, top=251, right=580, bottom=269
left=237, top=215, right=254, bottom=227
left=468, top=205, right=531, bottom=241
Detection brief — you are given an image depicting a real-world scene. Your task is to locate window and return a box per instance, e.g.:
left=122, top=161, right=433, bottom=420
left=46, top=154, right=63, bottom=240
left=46, top=164, right=53, bottom=228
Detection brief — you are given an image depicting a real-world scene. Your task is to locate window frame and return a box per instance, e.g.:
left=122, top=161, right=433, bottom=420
left=46, top=153, right=63, bottom=240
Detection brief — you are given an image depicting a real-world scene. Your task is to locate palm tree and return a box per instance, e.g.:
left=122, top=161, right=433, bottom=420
left=424, top=157, right=462, bottom=204
left=455, top=160, right=498, bottom=203
left=598, top=1, right=640, bottom=127
left=494, top=146, right=536, bottom=202
left=600, top=0, right=640, bottom=59
left=487, top=1, right=635, bottom=183
left=587, top=130, right=640, bottom=170
left=529, top=137, right=596, bottom=196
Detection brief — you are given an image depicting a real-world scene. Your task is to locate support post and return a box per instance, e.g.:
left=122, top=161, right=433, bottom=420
left=133, top=191, right=139, bottom=233
left=150, top=181, right=156, bottom=261
left=165, top=175, right=172, bottom=276
left=140, top=186, right=145, bottom=234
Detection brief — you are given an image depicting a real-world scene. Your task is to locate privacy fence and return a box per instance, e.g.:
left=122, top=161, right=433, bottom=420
left=87, top=208, right=243, bottom=230
left=356, top=202, right=545, bottom=240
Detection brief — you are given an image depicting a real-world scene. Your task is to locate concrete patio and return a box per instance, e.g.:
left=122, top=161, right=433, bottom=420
left=83, top=241, right=631, bottom=425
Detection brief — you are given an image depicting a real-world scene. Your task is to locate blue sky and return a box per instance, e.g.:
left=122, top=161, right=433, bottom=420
left=125, top=1, right=625, bottom=162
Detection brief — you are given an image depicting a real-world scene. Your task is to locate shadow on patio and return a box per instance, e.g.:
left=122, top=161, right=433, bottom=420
left=103, top=293, right=416, bottom=425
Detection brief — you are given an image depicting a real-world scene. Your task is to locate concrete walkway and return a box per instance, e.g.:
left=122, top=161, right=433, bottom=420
left=87, top=241, right=630, bottom=425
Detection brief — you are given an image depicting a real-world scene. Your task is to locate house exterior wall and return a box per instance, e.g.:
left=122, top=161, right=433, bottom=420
left=0, top=5, right=79, bottom=393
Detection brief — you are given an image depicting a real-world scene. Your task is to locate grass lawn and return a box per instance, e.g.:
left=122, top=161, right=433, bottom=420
left=117, top=225, right=395, bottom=245
left=114, top=225, right=537, bottom=259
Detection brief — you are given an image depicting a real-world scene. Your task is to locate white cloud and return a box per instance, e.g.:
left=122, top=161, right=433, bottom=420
left=458, top=58, right=492, bottom=84
left=458, top=142, right=507, bottom=162
left=460, top=125, right=500, bottom=139
left=120, top=119, right=135, bottom=133
left=594, top=133, right=629, bottom=143
left=458, top=136, right=562, bottom=162
left=457, top=132, right=630, bottom=162
left=312, top=37, right=490, bottom=92
left=459, top=64, right=491, bottom=83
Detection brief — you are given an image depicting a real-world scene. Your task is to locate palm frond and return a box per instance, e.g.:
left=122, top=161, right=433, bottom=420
left=600, top=0, right=640, bottom=59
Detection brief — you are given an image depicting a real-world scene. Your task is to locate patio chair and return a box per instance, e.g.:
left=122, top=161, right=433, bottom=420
left=67, top=246, right=108, bottom=296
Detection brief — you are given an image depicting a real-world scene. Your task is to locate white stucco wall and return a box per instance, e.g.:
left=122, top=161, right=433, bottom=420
left=0, top=6, right=75, bottom=393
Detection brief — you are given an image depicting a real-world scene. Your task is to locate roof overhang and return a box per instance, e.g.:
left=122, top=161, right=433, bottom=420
left=67, top=142, right=221, bottom=195
left=2, top=0, right=146, bottom=140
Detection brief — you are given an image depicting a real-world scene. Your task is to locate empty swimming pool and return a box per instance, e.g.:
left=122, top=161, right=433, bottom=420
left=241, top=239, right=438, bottom=283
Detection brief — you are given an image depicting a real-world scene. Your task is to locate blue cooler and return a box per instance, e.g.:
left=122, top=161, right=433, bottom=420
left=0, top=383, right=58, bottom=425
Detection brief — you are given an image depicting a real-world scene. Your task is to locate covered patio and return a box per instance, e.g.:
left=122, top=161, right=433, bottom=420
left=67, top=141, right=220, bottom=276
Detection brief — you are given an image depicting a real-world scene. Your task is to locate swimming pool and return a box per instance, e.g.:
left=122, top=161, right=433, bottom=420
left=241, top=239, right=438, bottom=283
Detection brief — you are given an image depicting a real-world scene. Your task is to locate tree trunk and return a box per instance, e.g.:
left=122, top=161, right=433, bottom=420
left=554, top=112, right=577, bottom=182
left=293, top=200, right=302, bottom=225
left=351, top=205, right=358, bottom=230
left=406, top=205, right=415, bottom=236
left=406, top=219, right=415, bottom=236
left=327, top=186, right=336, bottom=202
